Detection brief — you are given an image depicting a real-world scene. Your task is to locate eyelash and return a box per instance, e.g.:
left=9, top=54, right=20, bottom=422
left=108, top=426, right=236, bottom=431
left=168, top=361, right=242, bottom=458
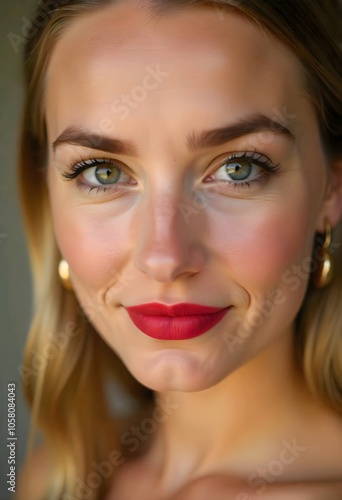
left=205, top=151, right=280, bottom=190
left=61, top=151, right=280, bottom=196
left=61, top=157, right=136, bottom=195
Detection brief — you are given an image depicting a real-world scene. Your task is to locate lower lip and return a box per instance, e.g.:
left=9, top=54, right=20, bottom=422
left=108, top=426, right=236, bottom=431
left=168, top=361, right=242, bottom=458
left=126, top=308, right=230, bottom=340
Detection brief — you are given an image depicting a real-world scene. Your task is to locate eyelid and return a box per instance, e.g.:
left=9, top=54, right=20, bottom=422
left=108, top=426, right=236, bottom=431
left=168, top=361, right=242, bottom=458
left=62, top=157, right=136, bottom=191
left=63, top=150, right=278, bottom=178
left=61, top=150, right=280, bottom=196
left=221, top=150, right=277, bottom=167
left=62, top=157, right=135, bottom=180
left=206, top=150, right=280, bottom=177
left=60, top=157, right=139, bottom=198
left=200, top=150, right=281, bottom=193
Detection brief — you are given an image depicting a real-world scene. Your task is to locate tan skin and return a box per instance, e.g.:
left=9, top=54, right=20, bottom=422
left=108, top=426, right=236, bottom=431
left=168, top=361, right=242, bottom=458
left=18, top=2, right=342, bottom=499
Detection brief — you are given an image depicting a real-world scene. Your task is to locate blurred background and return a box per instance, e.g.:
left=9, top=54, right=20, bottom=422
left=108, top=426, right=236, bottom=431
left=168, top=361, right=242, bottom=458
left=0, top=1, right=37, bottom=498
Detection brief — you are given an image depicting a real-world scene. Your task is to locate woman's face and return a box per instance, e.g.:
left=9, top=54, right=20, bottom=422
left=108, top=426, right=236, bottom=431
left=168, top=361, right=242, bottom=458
left=45, top=3, right=338, bottom=391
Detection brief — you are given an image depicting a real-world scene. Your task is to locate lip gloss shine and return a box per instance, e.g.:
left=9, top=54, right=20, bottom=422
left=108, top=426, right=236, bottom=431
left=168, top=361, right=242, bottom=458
left=125, top=302, right=231, bottom=340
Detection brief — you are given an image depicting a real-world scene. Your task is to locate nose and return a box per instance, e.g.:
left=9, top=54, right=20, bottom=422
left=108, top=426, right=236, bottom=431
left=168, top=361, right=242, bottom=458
left=134, top=192, right=206, bottom=282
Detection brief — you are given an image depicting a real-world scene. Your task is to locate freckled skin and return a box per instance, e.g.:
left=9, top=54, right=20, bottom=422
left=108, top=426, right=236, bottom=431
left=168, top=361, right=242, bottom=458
left=45, top=3, right=342, bottom=494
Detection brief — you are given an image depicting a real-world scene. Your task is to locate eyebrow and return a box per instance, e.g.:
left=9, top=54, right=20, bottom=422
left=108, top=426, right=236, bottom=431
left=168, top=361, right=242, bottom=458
left=187, top=113, right=295, bottom=151
left=52, top=113, right=295, bottom=156
left=52, top=126, right=137, bottom=156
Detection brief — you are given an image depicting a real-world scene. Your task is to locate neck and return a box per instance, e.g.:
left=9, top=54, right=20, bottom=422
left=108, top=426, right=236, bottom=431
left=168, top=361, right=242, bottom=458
left=149, top=327, right=316, bottom=491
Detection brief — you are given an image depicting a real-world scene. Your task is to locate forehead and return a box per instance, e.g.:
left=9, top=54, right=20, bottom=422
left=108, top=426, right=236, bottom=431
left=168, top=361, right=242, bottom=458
left=45, top=2, right=306, bottom=140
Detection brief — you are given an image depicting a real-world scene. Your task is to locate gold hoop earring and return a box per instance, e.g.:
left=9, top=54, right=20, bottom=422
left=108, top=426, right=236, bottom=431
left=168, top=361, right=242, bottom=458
left=312, top=219, right=334, bottom=289
left=58, top=259, right=73, bottom=292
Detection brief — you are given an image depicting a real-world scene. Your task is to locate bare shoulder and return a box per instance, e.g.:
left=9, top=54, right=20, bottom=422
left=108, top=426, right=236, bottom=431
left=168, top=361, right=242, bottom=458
left=16, top=444, right=52, bottom=500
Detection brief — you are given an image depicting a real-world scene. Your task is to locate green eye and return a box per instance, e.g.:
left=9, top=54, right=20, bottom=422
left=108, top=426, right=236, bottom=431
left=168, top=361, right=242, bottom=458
left=206, top=152, right=280, bottom=189
left=62, top=157, right=136, bottom=195
left=226, top=160, right=252, bottom=181
left=94, top=166, right=121, bottom=185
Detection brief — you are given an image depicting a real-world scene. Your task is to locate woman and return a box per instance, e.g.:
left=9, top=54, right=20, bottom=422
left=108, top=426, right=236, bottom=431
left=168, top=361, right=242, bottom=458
left=17, top=0, right=342, bottom=498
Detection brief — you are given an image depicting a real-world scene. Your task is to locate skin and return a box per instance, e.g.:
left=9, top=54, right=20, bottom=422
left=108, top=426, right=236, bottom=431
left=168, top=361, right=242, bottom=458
left=44, top=2, right=342, bottom=498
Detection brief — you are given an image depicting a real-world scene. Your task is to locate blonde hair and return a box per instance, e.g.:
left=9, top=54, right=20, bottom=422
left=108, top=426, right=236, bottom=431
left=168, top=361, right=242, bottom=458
left=18, top=0, right=342, bottom=498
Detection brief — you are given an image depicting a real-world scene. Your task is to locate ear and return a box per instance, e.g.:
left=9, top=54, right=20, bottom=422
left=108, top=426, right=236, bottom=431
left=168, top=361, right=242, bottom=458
left=316, top=158, right=342, bottom=232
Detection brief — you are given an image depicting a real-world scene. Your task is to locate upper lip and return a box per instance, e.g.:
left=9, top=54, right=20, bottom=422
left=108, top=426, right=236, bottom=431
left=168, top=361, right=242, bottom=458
left=125, top=302, right=229, bottom=317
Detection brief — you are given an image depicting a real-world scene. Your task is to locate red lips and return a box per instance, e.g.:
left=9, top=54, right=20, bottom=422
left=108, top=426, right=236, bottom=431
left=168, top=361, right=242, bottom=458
left=125, top=302, right=230, bottom=340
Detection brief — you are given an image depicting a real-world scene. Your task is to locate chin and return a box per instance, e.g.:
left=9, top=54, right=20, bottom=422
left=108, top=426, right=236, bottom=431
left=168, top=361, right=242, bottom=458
left=134, top=374, right=223, bottom=393
left=125, top=349, right=236, bottom=393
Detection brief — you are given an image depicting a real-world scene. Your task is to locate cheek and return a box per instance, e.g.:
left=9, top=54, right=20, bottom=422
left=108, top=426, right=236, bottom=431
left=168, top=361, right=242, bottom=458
left=48, top=191, right=133, bottom=291
left=209, top=200, right=314, bottom=294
